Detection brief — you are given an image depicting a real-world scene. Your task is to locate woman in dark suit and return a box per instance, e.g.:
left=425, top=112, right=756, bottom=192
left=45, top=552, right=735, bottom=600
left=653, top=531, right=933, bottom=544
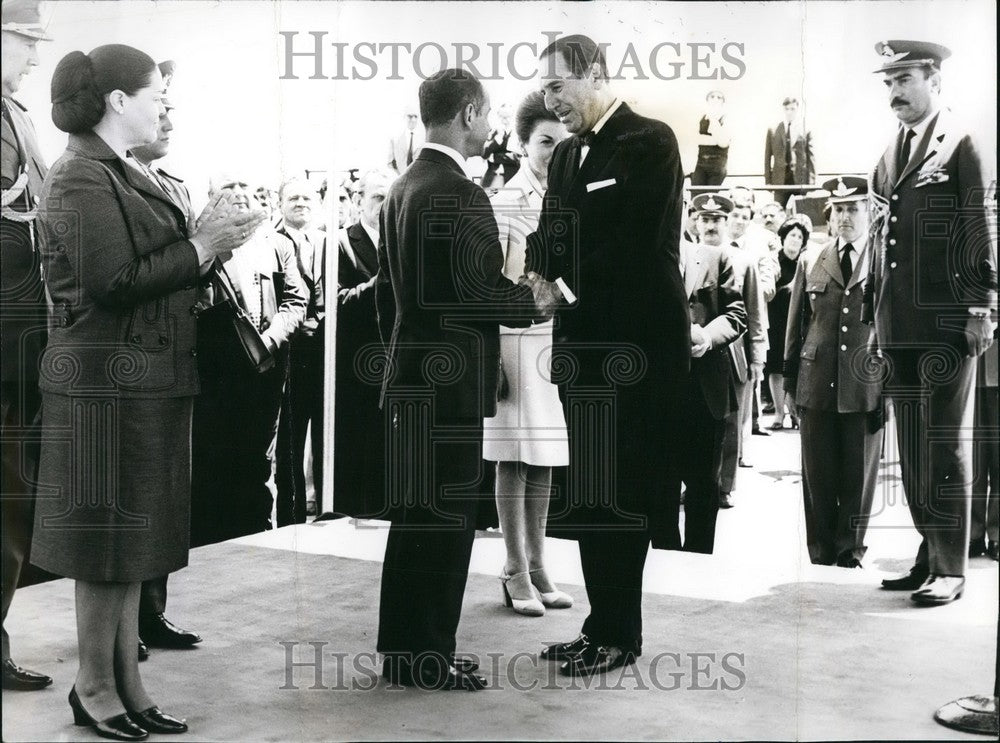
left=31, top=45, right=263, bottom=740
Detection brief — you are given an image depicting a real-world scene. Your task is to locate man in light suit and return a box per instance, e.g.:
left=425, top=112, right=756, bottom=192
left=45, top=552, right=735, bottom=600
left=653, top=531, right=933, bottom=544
left=386, top=106, right=423, bottom=175
left=190, top=175, right=307, bottom=547
left=864, top=40, right=997, bottom=604
left=274, top=178, right=326, bottom=524
left=764, top=97, right=816, bottom=207
left=668, top=194, right=747, bottom=553
left=375, top=69, right=540, bottom=691
left=525, top=34, right=690, bottom=678
left=717, top=198, right=769, bottom=504
left=0, top=0, right=51, bottom=691
left=785, top=178, right=884, bottom=568
left=130, top=61, right=203, bottom=655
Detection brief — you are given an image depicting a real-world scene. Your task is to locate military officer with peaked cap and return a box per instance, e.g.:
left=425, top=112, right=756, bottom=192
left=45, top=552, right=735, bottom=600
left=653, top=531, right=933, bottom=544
left=785, top=177, right=884, bottom=568
left=863, top=40, right=998, bottom=604
left=0, top=0, right=52, bottom=690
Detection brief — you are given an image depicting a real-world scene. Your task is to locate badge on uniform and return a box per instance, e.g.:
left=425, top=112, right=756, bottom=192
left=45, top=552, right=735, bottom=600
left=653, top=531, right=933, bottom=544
left=915, top=168, right=949, bottom=188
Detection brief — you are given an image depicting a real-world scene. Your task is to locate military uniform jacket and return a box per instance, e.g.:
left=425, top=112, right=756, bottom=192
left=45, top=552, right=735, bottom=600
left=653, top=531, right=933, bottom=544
left=37, top=132, right=203, bottom=398
left=785, top=240, right=881, bottom=412
left=863, top=109, right=997, bottom=353
left=1, top=96, right=48, bottom=383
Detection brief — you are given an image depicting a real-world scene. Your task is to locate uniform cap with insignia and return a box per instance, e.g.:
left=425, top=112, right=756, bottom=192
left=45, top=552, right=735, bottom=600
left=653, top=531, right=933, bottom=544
left=1, top=0, right=52, bottom=40
left=158, top=60, right=176, bottom=111
left=873, top=39, right=951, bottom=73
left=821, top=176, right=868, bottom=204
left=692, top=193, right=733, bottom=217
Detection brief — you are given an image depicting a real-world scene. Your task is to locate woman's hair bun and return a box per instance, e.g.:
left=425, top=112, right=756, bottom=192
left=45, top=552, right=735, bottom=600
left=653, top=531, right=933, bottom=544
left=50, top=45, right=157, bottom=135
left=51, top=51, right=104, bottom=134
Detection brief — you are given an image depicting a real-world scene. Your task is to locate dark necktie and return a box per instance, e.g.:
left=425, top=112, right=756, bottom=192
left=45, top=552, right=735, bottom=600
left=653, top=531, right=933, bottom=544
left=406, top=132, right=414, bottom=166
left=784, top=127, right=792, bottom=161
left=840, top=243, right=853, bottom=283
left=897, top=128, right=916, bottom=174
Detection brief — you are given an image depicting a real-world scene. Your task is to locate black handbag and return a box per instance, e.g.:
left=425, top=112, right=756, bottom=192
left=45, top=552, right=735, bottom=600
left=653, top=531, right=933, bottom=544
left=197, top=260, right=274, bottom=374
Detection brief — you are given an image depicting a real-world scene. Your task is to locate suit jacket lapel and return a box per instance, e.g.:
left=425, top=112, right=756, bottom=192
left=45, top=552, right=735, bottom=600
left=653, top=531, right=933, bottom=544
left=568, top=103, right=633, bottom=195
left=348, top=223, right=378, bottom=278
left=686, top=244, right=711, bottom=299
left=819, top=243, right=845, bottom=287
left=119, top=157, right=188, bottom=226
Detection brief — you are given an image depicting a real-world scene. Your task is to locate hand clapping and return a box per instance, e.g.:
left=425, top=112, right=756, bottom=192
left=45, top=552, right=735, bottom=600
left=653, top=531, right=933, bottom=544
left=192, top=188, right=268, bottom=257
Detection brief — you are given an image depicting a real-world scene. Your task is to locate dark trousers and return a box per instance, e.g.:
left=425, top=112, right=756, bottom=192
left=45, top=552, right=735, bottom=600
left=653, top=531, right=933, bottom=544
left=665, top=386, right=724, bottom=553
left=799, top=407, right=883, bottom=565
left=579, top=530, right=649, bottom=654
left=276, top=338, right=324, bottom=525
left=690, top=163, right=727, bottom=187
left=139, top=576, right=168, bottom=617
left=972, top=385, right=999, bottom=542
left=886, top=350, right=976, bottom=577
left=719, top=378, right=750, bottom=494
left=1, top=382, right=40, bottom=661
left=190, top=362, right=286, bottom=548
left=377, top=404, right=483, bottom=662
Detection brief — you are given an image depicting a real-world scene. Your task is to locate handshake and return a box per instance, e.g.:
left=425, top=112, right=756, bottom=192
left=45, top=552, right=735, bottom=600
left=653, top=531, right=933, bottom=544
left=519, top=271, right=564, bottom=319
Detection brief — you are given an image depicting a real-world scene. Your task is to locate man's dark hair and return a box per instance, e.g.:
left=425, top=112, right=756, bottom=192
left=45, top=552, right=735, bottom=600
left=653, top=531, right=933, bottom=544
left=782, top=96, right=799, bottom=107
left=539, top=34, right=609, bottom=82
left=418, top=68, right=486, bottom=128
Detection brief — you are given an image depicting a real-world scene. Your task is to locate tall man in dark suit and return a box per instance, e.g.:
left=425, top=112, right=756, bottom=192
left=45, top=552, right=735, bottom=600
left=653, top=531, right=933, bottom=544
left=524, top=34, right=691, bottom=677
left=864, top=41, right=997, bottom=604
left=130, top=61, right=203, bottom=654
left=275, top=177, right=326, bottom=523
left=670, top=194, right=746, bottom=553
left=375, top=69, right=540, bottom=690
left=0, top=0, right=51, bottom=691
left=334, top=170, right=390, bottom=519
left=764, top=97, right=816, bottom=207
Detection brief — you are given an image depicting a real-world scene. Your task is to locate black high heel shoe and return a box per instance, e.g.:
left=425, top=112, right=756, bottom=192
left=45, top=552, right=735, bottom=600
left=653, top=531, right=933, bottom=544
left=127, top=706, right=188, bottom=734
left=69, top=686, right=149, bottom=741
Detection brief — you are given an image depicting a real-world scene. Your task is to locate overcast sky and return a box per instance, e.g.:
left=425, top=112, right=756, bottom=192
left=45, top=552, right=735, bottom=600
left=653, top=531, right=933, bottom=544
left=18, top=0, right=997, bottom=207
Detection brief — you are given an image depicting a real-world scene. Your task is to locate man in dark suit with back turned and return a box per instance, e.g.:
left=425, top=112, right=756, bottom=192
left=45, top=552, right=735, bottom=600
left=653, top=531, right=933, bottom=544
left=865, top=40, right=997, bottom=605
left=524, top=34, right=690, bottom=677
left=375, top=69, right=541, bottom=691
left=130, top=60, right=203, bottom=655
left=1, top=0, right=51, bottom=691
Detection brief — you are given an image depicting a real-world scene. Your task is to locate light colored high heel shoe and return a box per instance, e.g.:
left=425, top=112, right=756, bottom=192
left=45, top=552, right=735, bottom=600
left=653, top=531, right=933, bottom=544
left=529, top=568, right=574, bottom=609
left=500, top=571, right=545, bottom=616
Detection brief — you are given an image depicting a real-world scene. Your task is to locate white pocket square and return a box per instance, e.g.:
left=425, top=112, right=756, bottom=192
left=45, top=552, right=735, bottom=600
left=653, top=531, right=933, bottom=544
left=586, top=178, right=617, bottom=193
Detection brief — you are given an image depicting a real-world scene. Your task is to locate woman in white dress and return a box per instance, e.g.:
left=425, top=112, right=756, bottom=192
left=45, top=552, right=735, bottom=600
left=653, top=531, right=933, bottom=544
left=484, top=92, right=572, bottom=616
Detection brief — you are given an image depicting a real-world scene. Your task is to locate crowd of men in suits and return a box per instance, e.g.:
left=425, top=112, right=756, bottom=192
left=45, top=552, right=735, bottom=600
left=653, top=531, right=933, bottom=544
left=1, top=0, right=996, bottom=699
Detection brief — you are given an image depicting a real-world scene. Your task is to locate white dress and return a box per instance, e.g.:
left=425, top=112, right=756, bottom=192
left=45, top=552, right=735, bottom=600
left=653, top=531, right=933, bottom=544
left=482, top=167, right=569, bottom=466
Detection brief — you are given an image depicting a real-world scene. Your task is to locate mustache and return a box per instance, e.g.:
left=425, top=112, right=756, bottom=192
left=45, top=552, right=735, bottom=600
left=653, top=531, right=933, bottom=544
left=891, top=97, right=910, bottom=107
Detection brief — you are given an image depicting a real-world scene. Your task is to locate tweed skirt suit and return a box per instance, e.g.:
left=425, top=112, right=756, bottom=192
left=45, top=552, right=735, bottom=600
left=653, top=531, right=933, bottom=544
left=30, top=132, right=203, bottom=582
